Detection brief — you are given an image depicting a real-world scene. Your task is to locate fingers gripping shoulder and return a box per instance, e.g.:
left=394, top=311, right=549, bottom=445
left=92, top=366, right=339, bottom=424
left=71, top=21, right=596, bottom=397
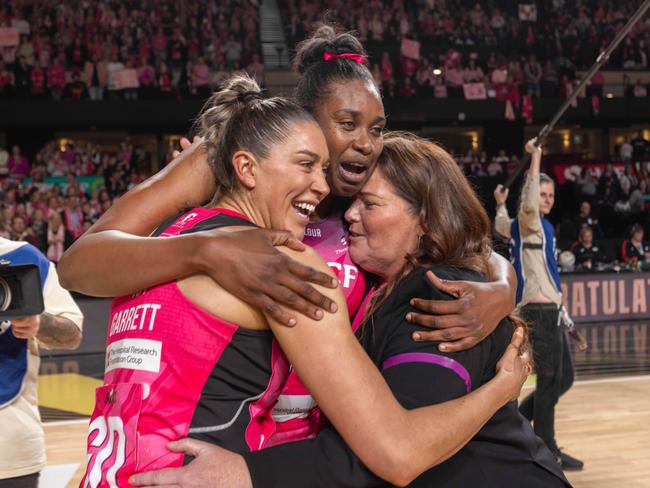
left=271, top=245, right=349, bottom=326
left=276, top=244, right=334, bottom=276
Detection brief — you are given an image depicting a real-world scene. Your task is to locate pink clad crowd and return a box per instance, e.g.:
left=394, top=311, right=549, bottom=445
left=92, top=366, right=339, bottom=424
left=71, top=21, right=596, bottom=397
left=0, top=139, right=151, bottom=262
left=283, top=0, right=650, bottom=99
left=0, top=0, right=264, bottom=101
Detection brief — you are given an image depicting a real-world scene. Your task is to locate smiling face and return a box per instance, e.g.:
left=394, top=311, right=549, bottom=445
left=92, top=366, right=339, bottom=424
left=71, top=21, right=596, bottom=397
left=249, top=121, right=330, bottom=240
left=312, top=79, right=385, bottom=198
left=344, top=168, right=421, bottom=281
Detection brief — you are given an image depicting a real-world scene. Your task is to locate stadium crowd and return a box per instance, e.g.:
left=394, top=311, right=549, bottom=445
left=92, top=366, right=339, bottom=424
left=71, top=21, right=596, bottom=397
left=283, top=0, right=650, bottom=100
left=0, top=131, right=648, bottom=268
left=0, top=139, right=151, bottom=262
left=473, top=131, right=650, bottom=267
left=0, top=1, right=649, bottom=100
left=0, top=0, right=264, bottom=101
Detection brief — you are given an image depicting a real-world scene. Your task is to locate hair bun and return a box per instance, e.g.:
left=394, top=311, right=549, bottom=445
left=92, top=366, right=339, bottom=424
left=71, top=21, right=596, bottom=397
left=238, top=90, right=263, bottom=104
left=198, top=75, right=262, bottom=158
left=293, top=24, right=367, bottom=75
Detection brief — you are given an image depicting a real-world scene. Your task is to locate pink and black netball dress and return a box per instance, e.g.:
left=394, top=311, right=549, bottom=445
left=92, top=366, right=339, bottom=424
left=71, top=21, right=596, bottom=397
left=268, top=213, right=371, bottom=447
left=81, top=208, right=290, bottom=488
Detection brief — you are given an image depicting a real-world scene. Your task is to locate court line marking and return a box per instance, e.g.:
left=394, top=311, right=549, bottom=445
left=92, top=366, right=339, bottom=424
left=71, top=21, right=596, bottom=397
left=521, top=374, right=650, bottom=390
left=44, top=418, right=89, bottom=427
left=573, top=374, right=650, bottom=385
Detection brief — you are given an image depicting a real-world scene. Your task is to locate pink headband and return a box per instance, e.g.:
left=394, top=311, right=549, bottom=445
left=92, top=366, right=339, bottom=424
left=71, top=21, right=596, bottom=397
left=323, top=52, right=366, bottom=64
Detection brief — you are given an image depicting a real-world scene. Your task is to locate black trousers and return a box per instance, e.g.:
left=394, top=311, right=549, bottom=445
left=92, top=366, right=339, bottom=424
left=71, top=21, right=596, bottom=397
left=0, top=473, right=40, bottom=488
left=518, top=303, right=574, bottom=452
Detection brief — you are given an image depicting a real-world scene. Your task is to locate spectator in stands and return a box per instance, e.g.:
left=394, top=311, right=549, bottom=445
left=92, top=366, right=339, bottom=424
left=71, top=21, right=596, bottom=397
left=122, top=60, right=139, bottom=101
left=445, top=61, right=464, bottom=97
left=106, top=53, right=125, bottom=100
left=380, top=52, right=394, bottom=95
left=620, top=138, right=633, bottom=166
left=630, top=179, right=648, bottom=214
left=243, top=52, right=264, bottom=86
left=46, top=195, right=62, bottom=219
left=574, top=201, right=600, bottom=235
left=17, top=34, right=34, bottom=66
left=30, top=60, right=46, bottom=98
left=597, top=163, right=621, bottom=205
left=7, top=146, right=29, bottom=177
left=47, top=211, right=67, bottom=263
left=61, top=192, right=84, bottom=241
left=631, top=131, right=648, bottom=164
left=463, top=56, right=484, bottom=84
left=541, top=61, right=559, bottom=98
left=84, top=53, right=107, bottom=101
left=621, top=223, right=650, bottom=264
left=589, top=70, right=604, bottom=98
left=157, top=62, right=173, bottom=98
left=614, top=186, right=633, bottom=215
left=399, top=76, right=416, bottom=97
left=224, top=34, right=242, bottom=69
left=633, top=79, right=647, bottom=98
left=575, top=167, right=597, bottom=201
left=415, top=58, right=435, bottom=97
left=13, top=55, right=30, bottom=97
left=0, top=61, right=15, bottom=100
left=46, top=55, right=66, bottom=101
left=0, top=146, right=8, bottom=177
left=571, top=227, right=605, bottom=268
left=137, top=57, right=156, bottom=99
left=10, top=216, right=38, bottom=248
left=619, top=166, right=638, bottom=194
left=192, top=57, right=211, bottom=98
left=31, top=208, right=48, bottom=253
left=64, top=71, right=88, bottom=101
left=524, top=54, right=542, bottom=98
left=68, top=37, right=86, bottom=69
left=487, top=157, right=504, bottom=177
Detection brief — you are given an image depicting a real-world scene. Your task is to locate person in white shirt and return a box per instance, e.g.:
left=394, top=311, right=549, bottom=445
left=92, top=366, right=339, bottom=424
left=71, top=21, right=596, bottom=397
left=0, top=238, right=83, bottom=488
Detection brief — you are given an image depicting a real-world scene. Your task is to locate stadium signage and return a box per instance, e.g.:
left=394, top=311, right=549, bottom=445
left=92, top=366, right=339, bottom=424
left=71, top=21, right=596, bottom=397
left=561, top=272, right=650, bottom=323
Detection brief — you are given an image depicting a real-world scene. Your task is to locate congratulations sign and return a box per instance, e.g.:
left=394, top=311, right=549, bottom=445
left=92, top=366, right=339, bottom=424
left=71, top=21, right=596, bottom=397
left=561, top=272, right=650, bottom=323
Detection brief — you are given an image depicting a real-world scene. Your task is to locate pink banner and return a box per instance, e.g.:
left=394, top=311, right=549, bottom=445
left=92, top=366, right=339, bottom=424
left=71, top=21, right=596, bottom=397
left=552, top=162, right=627, bottom=185
left=463, top=83, right=487, bottom=100
left=400, top=38, right=420, bottom=60
left=115, top=69, right=139, bottom=89
left=0, top=28, right=19, bottom=47
left=518, top=4, right=537, bottom=21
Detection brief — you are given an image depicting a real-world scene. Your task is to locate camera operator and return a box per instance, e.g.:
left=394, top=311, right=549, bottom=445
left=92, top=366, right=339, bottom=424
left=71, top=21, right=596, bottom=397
left=0, top=237, right=83, bottom=488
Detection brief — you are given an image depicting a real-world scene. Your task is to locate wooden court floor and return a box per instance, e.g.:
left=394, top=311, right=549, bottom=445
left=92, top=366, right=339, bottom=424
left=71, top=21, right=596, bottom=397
left=44, top=375, right=650, bottom=487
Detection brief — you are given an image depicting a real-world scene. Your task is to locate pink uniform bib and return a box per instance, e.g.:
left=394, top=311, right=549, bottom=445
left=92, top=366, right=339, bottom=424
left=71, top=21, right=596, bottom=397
left=81, top=209, right=290, bottom=487
left=268, top=214, right=370, bottom=446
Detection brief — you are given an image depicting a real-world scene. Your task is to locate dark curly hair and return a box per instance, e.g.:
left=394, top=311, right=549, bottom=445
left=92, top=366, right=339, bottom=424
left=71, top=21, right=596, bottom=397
left=293, top=25, right=378, bottom=113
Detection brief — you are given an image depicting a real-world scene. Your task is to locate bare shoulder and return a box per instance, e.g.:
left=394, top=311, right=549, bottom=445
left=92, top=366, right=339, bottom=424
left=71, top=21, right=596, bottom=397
left=268, top=245, right=349, bottom=328
left=177, top=230, right=268, bottom=329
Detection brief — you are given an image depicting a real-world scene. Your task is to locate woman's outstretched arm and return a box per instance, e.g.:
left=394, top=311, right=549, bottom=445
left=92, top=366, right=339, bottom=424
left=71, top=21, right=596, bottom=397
left=58, top=142, right=338, bottom=325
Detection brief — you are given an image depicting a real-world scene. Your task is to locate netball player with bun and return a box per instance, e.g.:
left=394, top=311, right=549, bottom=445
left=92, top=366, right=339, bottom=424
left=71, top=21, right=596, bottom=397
left=80, top=77, right=530, bottom=488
